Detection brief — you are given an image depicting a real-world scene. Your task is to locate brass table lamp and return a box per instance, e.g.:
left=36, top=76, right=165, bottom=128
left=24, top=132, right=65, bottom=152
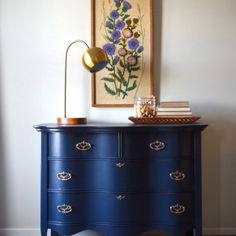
left=57, top=40, right=108, bottom=125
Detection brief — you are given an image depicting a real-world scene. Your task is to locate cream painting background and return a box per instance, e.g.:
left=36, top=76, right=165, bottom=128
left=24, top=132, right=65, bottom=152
left=93, top=0, right=152, bottom=106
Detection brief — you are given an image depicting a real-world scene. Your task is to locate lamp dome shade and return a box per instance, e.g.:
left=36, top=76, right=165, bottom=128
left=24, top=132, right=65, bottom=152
left=82, top=47, right=108, bottom=73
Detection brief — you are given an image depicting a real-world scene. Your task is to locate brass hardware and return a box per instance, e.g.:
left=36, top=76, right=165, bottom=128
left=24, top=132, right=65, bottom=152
left=76, top=141, right=91, bottom=151
left=116, top=162, right=126, bottom=168
left=57, top=204, right=72, bottom=214
left=170, top=204, right=186, bottom=214
left=57, top=171, right=72, bottom=181
left=169, top=171, right=186, bottom=181
left=149, top=140, right=165, bottom=151
left=116, top=195, right=126, bottom=201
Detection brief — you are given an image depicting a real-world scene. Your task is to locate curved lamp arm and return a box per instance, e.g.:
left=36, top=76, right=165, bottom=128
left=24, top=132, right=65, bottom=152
left=64, top=40, right=90, bottom=118
left=58, top=39, right=108, bottom=125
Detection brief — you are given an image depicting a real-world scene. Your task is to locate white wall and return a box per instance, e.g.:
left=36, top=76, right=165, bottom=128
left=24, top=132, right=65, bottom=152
left=161, top=0, right=236, bottom=234
left=0, top=0, right=235, bottom=235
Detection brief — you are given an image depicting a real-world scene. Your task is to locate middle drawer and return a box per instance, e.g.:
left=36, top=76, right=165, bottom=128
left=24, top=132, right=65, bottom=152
left=49, top=159, right=193, bottom=192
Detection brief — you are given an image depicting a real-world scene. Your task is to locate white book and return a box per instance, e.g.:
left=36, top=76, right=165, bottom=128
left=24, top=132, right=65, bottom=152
left=157, top=107, right=191, bottom=112
left=159, top=101, right=190, bottom=107
left=157, top=111, right=193, bottom=116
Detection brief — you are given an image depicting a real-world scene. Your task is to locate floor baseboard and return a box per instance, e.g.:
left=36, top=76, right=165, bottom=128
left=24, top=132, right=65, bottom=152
left=0, top=228, right=39, bottom=236
left=203, top=227, right=236, bottom=235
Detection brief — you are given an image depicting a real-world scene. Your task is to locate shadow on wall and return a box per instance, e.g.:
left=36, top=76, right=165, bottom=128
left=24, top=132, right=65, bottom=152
left=153, top=0, right=162, bottom=99
left=0, top=37, right=8, bottom=228
left=200, top=104, right=236, bottom=229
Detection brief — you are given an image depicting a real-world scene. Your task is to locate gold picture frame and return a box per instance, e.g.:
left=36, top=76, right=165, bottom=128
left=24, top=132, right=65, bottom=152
left=91, top=0, right=153, bottom=107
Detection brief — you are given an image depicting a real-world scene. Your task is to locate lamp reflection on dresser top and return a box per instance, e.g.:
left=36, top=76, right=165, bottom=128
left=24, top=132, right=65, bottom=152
left=57, top=40, right=108, bottom=125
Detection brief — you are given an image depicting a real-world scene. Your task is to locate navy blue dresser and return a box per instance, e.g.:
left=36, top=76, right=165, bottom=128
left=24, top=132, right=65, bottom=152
left=34, top=123, right=207, bottom=236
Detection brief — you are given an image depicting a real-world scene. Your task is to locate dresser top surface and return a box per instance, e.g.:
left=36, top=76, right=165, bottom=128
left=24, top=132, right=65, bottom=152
left=34, top=122, right=207, bottom=132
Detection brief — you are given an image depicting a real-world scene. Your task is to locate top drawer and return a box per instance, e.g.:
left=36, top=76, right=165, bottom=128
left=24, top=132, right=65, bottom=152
left=48, top=132, right=119, bottom=158
left=123, top=131, right=193, bottom=159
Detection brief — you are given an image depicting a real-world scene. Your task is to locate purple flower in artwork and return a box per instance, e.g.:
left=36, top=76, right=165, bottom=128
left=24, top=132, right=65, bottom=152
left=137, top=46, right=144, bottom=53
left=103, top=43, right=116, bottom=55
left=114, top=0, right=122, bottom=3
left=128, top=38, right=140, bottom=50
left=105, top=21, right=113, bottom=29
left=114, top=55, right=120, bottom=64
left=115, top=20, right=125, bottom=30
left=110, top=10, right=119, bottom=19
left=111, top=30, right=121, bottom=40
left=123, top=1, right=132, bottom=10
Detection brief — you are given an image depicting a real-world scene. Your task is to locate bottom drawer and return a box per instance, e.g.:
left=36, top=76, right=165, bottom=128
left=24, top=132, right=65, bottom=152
left=49, top=222, right=193, bottom=236
left=48, top=192, right=194, bottom=224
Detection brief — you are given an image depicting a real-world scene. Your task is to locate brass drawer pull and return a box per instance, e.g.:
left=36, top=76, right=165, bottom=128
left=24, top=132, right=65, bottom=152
left=57, top=204, right=72, bottom=214
left=116, top=195, right=126, bottom=201
left=116, top=162, right=126, bottom=168
left=170, top=204, right=186, bottom=214
left=57, top=171, right=72, bottom=181
left=150, top=140, right=165, bottom=151
left=169, top=171, right=186, bottom=181
left=76, top=141, right=91, bottom=151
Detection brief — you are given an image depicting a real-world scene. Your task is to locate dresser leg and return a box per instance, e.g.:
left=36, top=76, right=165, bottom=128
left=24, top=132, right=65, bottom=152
left=186, top=229, right=194, bottom=236
left=51, top=230, right=63, bottom=236
left=195, top=227, right=202, bottom=236
left=51, top=230, right=61, bottom=236
left=40, top=228, right=47, bottom=236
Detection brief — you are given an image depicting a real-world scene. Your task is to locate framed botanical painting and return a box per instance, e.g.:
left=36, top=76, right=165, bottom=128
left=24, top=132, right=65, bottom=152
left=91, top=0, right=153, bottom=107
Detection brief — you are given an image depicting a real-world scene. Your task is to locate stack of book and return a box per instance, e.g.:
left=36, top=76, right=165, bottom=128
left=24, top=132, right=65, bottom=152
left=157, top=101, right=192, bottom=116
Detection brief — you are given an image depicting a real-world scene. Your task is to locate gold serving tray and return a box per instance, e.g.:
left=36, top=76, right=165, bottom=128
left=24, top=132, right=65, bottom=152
left=128, top=116, right=200, bottom=124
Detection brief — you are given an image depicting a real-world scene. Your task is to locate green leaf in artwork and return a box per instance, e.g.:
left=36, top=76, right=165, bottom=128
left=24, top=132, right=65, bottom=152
left=115, top=2, right=121, bottom=8
left=105, top=35, right=113, bottom=42
left=131, top=66, right=141, bottom=71
left=129, top=75, right=138, bottom=79
left=117, top=88, right=128, bottom=97
left=101, top=77, right=115, bottom=83
left=108, top=16, right=115, bottom=22
left=122, top=15, right=130, bottom=21
left=113, top=40, right=121, bottom=44
left=127, top=65, right=132, bottom=73
left=106, top=66, right=114, bottom=71
left=126, top=80, right=137, bottom=91
left=104, top=83, right=116, bottom=96
left=109, top=72, right=121, bottom=82
left=117, top=68, right=128, bottom=86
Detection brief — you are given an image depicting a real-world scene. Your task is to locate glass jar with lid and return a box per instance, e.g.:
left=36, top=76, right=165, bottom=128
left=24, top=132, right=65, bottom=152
left=134, top=96, right=156, bottom=118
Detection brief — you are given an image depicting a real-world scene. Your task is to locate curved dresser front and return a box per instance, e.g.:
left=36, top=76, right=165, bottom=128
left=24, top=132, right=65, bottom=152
left=34, top=123, right=207, bottom=236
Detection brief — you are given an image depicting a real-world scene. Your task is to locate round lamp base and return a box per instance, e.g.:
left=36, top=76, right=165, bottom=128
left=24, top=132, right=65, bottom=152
left=57, top=117, right=87, bottom=125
